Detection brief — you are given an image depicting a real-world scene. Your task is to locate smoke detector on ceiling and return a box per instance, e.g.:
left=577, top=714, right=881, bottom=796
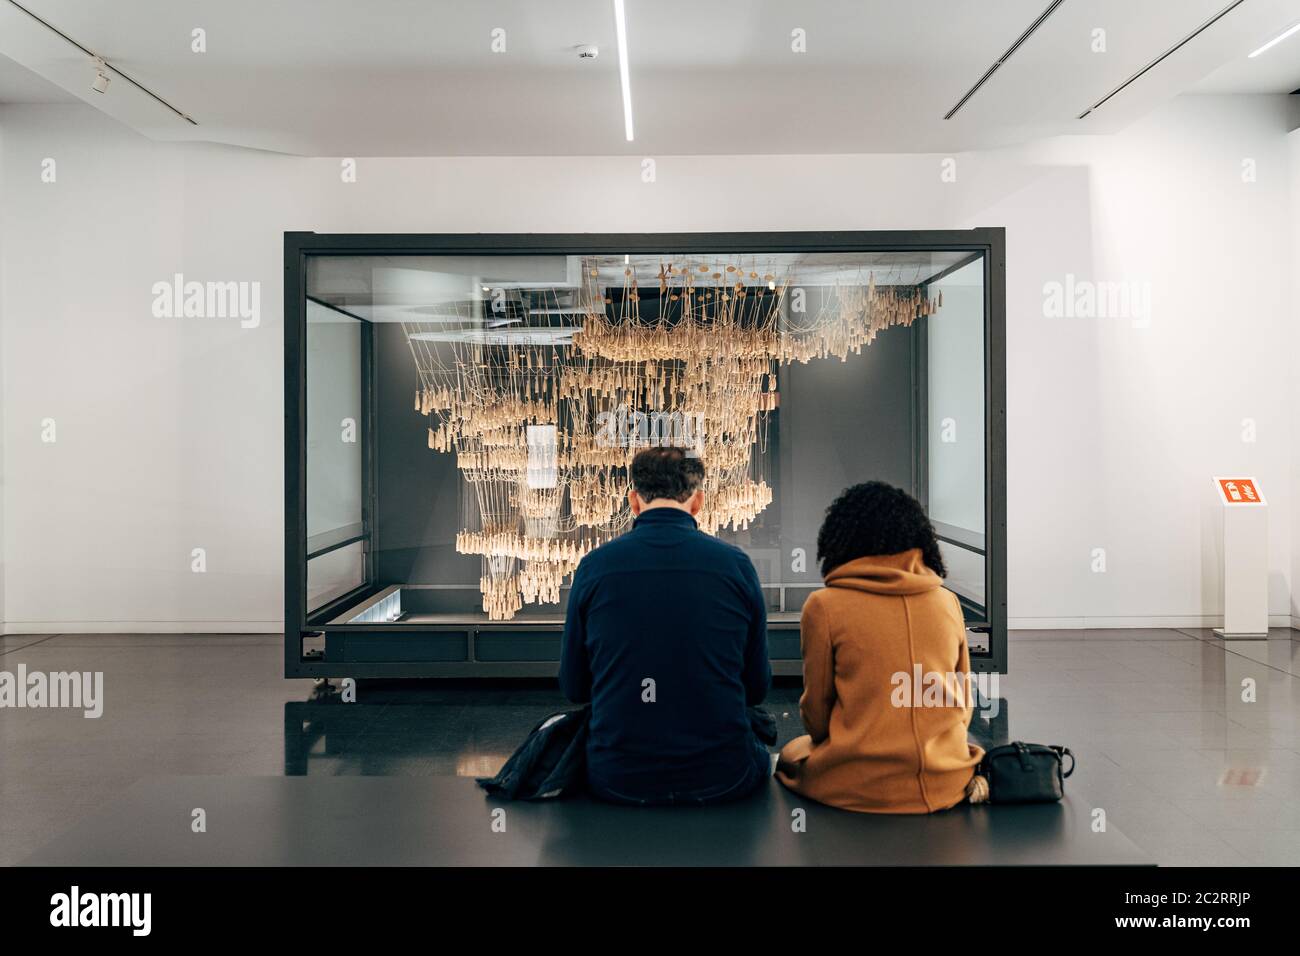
left=574, top=44, right=599, bottom=60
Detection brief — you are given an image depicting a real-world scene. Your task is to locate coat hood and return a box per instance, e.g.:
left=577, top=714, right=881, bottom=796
left=823, top=548, right=943, bottom=596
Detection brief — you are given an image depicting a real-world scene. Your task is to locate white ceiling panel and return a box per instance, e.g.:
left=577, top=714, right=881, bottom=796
left=1, top=0, right=1296, bottom=155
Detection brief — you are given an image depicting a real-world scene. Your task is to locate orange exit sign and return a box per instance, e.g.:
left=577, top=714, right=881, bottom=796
left=1214, top=477, right=1265, bottom=506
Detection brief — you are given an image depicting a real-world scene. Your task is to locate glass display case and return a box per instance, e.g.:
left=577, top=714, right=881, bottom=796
left=285, top=231, right=1005, bottom=678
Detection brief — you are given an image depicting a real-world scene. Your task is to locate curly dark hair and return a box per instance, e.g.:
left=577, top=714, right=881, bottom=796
left=816, top=481, right=947, bottom=578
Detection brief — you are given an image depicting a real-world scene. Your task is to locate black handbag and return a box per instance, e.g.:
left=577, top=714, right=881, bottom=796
left=978, top=741, right=1074, bottom=804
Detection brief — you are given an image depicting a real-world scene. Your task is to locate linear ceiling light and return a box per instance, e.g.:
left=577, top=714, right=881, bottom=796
left=943, top=0, right=1064, bottom=120
left=1078, top=0, right=1246, bottom=119
left=1248, top=21, right=1300, bottom=57
left=613, top=0, right=634, bottom=141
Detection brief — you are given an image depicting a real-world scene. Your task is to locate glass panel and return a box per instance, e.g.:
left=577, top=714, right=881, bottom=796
left=927, top=257, right=986, bottom=613
left=306, top=300, right=364, bottom=610
left=307, top=541, right=365, bottom=612
left=939, top=540, right=985, bottom=610
left=304, top=249, right=987, bottom=625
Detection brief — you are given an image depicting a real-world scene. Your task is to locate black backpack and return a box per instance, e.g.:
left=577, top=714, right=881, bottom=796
left=476, top=706, right=591, bottom=800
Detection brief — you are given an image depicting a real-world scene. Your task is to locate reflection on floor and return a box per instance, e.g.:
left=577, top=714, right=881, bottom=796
left=1, top=628, right=1297, bottom=866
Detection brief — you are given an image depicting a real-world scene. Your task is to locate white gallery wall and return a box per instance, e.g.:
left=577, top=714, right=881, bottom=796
left=0, top=93, right=1295, bottom=633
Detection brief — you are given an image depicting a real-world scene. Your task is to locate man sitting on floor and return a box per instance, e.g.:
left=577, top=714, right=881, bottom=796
left=559, top=446, right=773, bottom=805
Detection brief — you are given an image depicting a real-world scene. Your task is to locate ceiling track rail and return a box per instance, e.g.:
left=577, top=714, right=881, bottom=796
left=943, top=0, right=1065, bottom=120
left=5, top=0, right=197, bottom=124
left=1078, top=0, right=1248, bottom=119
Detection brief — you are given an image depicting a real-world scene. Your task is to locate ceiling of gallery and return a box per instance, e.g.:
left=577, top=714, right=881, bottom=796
left=0, top=42, right=75, bottom=103
left=0, top=0, right=1297, bottom=156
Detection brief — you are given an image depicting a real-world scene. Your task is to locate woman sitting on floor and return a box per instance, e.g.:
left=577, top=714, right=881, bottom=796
left=776, top=481, right=983, bottom=813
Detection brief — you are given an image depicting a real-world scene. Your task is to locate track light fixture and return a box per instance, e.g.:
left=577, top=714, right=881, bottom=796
left=90, top=56, right=110, bottom=94
left=6, top=1, right=196, bottom=121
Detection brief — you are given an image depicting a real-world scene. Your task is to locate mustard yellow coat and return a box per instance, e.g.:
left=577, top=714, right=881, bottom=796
left=776, top=549, right=983, bottom=814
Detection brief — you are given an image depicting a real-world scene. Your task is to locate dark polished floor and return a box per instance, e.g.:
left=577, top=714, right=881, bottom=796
left=2, top=627, right=1298, bottom=866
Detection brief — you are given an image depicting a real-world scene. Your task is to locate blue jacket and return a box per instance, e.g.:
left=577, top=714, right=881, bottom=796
left=559, top=507, right=771, bottom=798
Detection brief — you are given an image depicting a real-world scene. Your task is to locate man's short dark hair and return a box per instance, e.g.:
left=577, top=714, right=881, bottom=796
left=630, top=447, right=704, bottom=503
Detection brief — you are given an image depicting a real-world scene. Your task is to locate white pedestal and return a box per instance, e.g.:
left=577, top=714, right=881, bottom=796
left=1213, top=480, right=1268, bottom=640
